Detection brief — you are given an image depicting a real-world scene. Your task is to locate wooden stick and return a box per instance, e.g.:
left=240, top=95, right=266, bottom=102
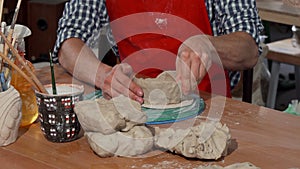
left=3, top=37, right=17, bottom=78
left=0, top=52, right=39, bottom=91
left=0, top=31, right=48, bottom=93
left=49, top=51, right=57, bottom=95
left=0, top=0, right=4, bottom=23
left=0, top=0, right=4, bottom=71
left=2, top=32, right=15, bottom=79
left=4, top=0, right=22, bottom=59
left=12, top=0, right=22, bottom=27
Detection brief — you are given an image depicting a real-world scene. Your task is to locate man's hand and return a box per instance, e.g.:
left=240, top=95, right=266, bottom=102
left=176, top=35, right=213, bottom=95
left=99, top=63, right=144, bottom=104
left=58, top=38, right=144, bottom=104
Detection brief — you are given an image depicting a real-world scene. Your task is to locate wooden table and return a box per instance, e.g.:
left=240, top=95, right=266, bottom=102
left=265, top=39, right=300, bottom=108
left=256, top=0, right=300, bottom=27
left=1, top=65, right=300, bottom=169
left=257, top=0, right=300, bottom=108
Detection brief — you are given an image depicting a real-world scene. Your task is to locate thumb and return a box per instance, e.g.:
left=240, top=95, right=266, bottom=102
left=119, top=63, right=133, bottom=76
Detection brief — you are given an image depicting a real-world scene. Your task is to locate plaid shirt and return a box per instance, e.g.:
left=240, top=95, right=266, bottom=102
left=53, top=0, right=263, bottom=89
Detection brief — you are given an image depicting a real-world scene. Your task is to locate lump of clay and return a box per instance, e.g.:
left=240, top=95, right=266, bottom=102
left=86, top=125, right=154, bottom=157
left=133, top=71, right=182, bottom=105
left=74, top=95, right=147, bottom=134
left=196, top=162, right=260, bottom=169
left=154, top=122, right=231, bottom=160
left=0, top=87, right=22, bottom=146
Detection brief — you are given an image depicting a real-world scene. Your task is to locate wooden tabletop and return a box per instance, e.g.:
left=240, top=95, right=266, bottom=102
left=1, top=65, right=300, bottom=169
left=266, top=39, right=300, bottom=66
left=257, top=0, right=300, bottom=26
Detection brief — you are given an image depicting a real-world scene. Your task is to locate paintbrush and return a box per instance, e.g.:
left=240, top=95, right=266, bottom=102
left=2, top=0, right=22, bottom=81
left=0, top=0, right=4, bottom=71
left=49, top=51, right=57, bottom=95
left=0, top=31, right=48, bottom=93
left=0, top=52, right=40, bottom=91
left=4, top=0, right=22, bottom=54
left=0, top=0, right=4, bottom=23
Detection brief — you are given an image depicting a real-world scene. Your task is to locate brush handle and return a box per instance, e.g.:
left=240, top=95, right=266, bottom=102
left=0, top=31, right=48, bottom=93
left=0, top=52, right=38, bottom=91
left=49, top=52, right=57, bottom=95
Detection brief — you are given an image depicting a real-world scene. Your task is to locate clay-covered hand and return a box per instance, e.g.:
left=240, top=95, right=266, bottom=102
left=99, top=63, right=144, bottom=104
left=176, top=35, right=216, bottom=95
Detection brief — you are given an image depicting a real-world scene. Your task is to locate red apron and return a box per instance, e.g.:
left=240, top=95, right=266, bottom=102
left=106, top=0, right=231, bottom=97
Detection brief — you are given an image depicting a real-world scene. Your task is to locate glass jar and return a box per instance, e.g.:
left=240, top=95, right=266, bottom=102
left=11, top=59, right=39, bottom=127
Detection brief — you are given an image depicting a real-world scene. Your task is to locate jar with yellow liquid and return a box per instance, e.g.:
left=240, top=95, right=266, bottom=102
left=11, top=59, right=39, bottom=127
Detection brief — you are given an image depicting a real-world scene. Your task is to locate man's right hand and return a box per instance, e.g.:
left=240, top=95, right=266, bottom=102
left=58, top=38, right=144, bottom=103
left=99, top=63, right=144, bottom=104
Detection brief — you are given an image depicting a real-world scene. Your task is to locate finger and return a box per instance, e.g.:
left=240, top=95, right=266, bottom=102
left=190, top=52, right=200, bottom=82
left=100, top=73, right=114, bottom=99
left=190, top=52, right=200, bottom=92
left=199, top=52, right=210, bottom=81
left=101, top=84, right=116, bottom=100
left=128, top=80, right=144, bottom=103
left=103, top=81, right=134, bottom=101
left=117, top=63, right=143, bottom=97
left=112, top=71, right=144, bottom=104
left=112, top=79, right=143, bottom=104
left=119, top=63, right=133, bottom=77
left=100, top=67, right=128, bottom=99
left=109, top=80, right=129, bottom=97
left=177, top=51, right=192, bottom=95
left=176, top=50, right=186, bottom=82
left=102, top=92, right=112, bottom=100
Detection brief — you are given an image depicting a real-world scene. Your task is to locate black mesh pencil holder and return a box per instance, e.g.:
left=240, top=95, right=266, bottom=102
left=35, top=84, right=84, bottom=143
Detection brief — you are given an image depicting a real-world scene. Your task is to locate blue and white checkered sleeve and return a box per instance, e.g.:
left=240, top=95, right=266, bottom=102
left=215, top=0, right=264, bottom=46
left=213, top=0, right=264, bottom=89
left=52, top=0, right=109, bottom=62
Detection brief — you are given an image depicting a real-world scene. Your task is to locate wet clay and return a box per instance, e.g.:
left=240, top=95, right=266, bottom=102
left=75, top=92, right=231, bottom=159
left=196, top=162, right=260, bottom=169
left=154, top=122, right=231, bottom=160
left=133, top=71, right=182, bottom=105
left=86, top=125, right=154, bottom=157
left=74, top=95, right=147, bottom=134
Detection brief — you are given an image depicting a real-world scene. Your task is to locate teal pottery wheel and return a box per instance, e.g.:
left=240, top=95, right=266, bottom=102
left=143, top=96, right=205, bottom=125
left=84, top=90, right=205, bottom=124
left=83, top=90, right=103, bottom=100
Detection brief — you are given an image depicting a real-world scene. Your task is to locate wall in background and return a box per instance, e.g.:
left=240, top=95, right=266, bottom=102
left=3, top=0, right=68, bottom=62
